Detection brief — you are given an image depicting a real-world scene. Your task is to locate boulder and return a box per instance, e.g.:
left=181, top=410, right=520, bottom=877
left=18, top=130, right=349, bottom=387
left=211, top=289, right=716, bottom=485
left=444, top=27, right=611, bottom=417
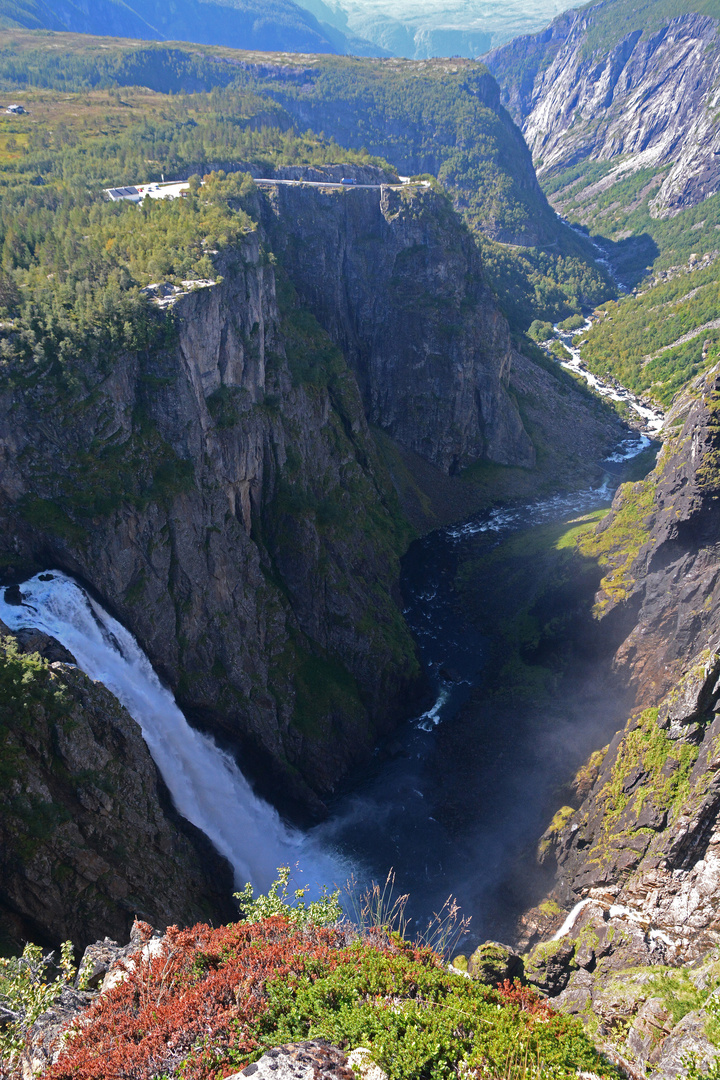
left=234, top=1041, right=355, bottom=1080
left=524, top=938, right=578, bottom=995
left=467, top=941, right=523, bottom=986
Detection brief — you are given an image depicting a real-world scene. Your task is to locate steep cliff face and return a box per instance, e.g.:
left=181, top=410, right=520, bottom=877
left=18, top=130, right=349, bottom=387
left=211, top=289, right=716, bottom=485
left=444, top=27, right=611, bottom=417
left=486, top=5, right=720, bottom=216
left=262, top=182, right=535, bottom=473
left=508, top=368, right=720, bottom=1073
left=0, top=224, right=422, bottom=816
left=0, top=626, right=234, bottom=953
left=253, top=58, right=571, bottom=248
left=533, top=368, right=720, bottom=925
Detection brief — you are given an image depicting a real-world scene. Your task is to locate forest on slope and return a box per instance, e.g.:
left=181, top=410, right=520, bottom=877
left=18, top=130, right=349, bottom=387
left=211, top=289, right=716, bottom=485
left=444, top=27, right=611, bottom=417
left=0, top=30, right=612, bottom=328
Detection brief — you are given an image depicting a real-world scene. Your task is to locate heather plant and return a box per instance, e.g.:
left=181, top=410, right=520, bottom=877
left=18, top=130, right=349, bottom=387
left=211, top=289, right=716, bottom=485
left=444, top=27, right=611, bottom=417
left=37, top=913, right=620, bottom=1080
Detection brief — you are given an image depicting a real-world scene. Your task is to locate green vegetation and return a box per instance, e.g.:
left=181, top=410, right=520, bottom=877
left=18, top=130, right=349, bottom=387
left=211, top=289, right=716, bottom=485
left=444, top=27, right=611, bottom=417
left=578, top=0, right=720, bottom=56
left=559, top=313, right=586, bottom=332
left=233, top=865, right=343, bottom=929
left=256, top=55, right=612, bottom=324
left=528, top=319, right=554, bottom=342
left=0, top=82, right=386, bottom=388
left=0, top=32, right=612, bottom=329
left=538, top=114, right=720, bottom=408
left=578, top=479, right=655, bottom=613
left=577, top=261, right=720, bottom=407
left=602, top=707, right=699, bottom=830
left=538, top=805, right=575, bottom=858
left=0, top=636, right=68, bottom=781
left=478, top=234, right=612, bottom=328
left=292, top=648, right=364, bottom=739
left=0, top=940, right=81, bottom=1068
left=698, top=386, right=720, bottom=491
left=33, top=874, right=620, bottom=1080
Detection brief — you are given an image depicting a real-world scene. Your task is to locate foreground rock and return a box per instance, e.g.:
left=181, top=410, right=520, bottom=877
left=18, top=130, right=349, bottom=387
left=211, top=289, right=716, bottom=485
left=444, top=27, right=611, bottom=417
left=234, top=1041, right=355, bottom=1080
left=0, top=628, right=233, bottom=952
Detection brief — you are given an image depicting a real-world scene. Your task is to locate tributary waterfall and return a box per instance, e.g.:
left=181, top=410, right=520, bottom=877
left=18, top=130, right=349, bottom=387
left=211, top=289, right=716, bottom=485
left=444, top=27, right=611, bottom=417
left=0, top=571, right=341, bottom=892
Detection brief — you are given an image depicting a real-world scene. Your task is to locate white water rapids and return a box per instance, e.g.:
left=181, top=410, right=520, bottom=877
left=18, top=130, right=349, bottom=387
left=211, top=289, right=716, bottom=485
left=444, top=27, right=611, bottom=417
left=0, top=571, right=342, bottom=892
left=552, top=319, right=665, bottom=436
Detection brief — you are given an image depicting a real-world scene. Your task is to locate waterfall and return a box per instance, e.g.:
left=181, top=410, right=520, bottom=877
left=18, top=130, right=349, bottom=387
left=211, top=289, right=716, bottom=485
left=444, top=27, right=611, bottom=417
left=0, top=571, right=340, bottom=892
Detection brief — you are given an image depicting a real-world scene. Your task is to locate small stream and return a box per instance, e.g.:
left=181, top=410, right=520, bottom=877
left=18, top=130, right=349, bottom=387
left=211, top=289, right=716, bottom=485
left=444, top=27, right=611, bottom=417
left=550, top=319, right=664, bottom=437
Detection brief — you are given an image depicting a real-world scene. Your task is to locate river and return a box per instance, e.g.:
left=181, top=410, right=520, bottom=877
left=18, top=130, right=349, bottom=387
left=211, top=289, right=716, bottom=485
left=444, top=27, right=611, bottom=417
left=0, top=341, right=664, bottom=949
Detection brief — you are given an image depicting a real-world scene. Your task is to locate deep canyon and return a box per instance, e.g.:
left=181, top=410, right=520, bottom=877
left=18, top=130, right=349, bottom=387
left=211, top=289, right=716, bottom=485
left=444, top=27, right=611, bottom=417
left=6, top=6, right=720, bottom=1077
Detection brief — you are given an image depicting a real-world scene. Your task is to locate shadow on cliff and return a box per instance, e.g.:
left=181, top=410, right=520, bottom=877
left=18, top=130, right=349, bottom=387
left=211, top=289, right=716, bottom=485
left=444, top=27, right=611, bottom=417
left=310, top=493, right=644, bottom=947
left=583, top=228, right=660, bottom=290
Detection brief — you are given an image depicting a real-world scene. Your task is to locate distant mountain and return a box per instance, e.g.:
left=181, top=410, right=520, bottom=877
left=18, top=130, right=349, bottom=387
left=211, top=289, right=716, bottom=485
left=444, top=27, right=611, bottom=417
left=294, top=0, right=578, bottom=60
left=485, top=0, right=720, bottom=216
left=0, top=0, right=383, bottom=55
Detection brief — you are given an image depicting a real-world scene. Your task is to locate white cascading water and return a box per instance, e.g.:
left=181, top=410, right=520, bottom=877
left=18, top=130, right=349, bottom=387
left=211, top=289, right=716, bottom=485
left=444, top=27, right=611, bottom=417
left=0, top=570, right=342, bottom=892
left=553, top=319, right=665, bottom=436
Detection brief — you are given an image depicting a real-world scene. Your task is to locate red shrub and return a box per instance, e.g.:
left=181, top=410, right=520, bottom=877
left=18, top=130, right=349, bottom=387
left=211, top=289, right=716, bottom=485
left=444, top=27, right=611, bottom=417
left=496, top=979, right=555, bottom=1020
left=45, top=918, right=356, bottom=1080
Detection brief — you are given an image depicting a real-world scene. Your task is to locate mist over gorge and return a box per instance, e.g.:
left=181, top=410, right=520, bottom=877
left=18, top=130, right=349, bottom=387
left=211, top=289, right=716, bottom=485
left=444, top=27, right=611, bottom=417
left=4, top=4, right=720, bottom=1078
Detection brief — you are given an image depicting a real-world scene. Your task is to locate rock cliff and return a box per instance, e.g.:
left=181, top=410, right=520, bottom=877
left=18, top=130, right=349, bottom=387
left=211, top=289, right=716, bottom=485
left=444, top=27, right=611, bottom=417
left=516, top=364, right=720, bottom=1073
left=0, top=220, right=422, bottom=817
left=0, top=627, right=234, bottom=954
left=0, top=175, right=621, bottom=823
left=261, top=181, right=535, bottom=473
left=486, top=5, right=720, bottom=217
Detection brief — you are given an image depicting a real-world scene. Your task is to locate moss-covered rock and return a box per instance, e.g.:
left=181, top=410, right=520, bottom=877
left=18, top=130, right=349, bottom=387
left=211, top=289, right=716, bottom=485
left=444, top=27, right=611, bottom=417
left=0, top=627, right=234, bottom=953
left=524, top=938, right=578, bottom=995
left=466, top=941, right=523, bottom=986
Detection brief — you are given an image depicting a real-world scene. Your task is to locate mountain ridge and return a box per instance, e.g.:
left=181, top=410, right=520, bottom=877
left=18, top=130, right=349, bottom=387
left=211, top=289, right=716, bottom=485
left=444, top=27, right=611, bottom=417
left=485, top=0, right=720, bottom=219
left=0, top=0, right=382, bottom=56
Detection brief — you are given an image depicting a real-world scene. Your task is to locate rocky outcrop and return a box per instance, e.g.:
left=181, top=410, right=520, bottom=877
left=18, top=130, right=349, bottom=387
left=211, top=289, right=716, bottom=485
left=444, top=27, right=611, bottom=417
left=486, top=6, right=720, bottom=216
left=0, top=627, right=234, bottom=953
left=234, top=1041, right=356, bottom=1080
left=262, top=181, right=535, bottom=473
left=529, top=366, right=720, bottom=936
left=518, top=900, right=720, bottom=1079
left=517, top=365, right=720, bottom=1069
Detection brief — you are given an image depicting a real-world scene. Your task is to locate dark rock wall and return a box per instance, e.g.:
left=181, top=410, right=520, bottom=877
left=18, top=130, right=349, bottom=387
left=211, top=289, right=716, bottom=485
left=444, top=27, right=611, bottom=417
left=0, top=627, right=234, bottom=953
left=534, top=364, right=720, bottom=960
left=262, top=182, right=535, bottom=473
left=0, top=227, right=422, bottom=815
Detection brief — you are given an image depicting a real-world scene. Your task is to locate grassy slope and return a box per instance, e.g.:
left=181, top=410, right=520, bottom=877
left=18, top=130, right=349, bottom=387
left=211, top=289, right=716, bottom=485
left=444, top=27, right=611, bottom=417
left=541, top=70, right=720, bottom=407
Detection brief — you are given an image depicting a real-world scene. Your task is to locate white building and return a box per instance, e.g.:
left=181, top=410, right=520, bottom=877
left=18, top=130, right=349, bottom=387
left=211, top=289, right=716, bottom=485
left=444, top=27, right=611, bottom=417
left=104, top=180, right=191, bottom=204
